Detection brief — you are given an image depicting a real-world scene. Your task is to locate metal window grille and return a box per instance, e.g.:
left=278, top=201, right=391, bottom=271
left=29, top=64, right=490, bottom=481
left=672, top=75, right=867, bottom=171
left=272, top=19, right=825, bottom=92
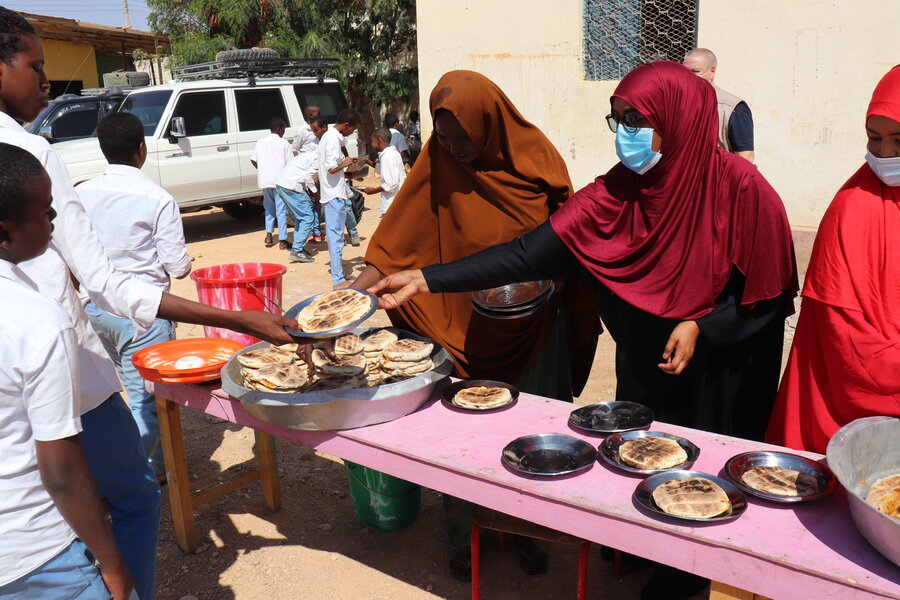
left=583, top=0, right=699, bottom=81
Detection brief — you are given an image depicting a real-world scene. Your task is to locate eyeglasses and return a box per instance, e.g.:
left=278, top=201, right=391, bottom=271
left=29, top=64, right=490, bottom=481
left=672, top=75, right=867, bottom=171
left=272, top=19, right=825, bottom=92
left=605, top=111, right=649, bottom=134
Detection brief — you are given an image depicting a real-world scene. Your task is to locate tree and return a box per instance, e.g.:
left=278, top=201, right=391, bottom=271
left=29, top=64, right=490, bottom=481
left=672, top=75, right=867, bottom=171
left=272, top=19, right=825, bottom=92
left=145, top=0, right=417, bottom=109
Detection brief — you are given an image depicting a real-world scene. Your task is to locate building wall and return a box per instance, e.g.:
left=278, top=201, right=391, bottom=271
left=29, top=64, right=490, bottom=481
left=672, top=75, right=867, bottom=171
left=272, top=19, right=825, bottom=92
left=42, top=39, right=98, bottom=91
left=416, top=0, right=899, bottom=229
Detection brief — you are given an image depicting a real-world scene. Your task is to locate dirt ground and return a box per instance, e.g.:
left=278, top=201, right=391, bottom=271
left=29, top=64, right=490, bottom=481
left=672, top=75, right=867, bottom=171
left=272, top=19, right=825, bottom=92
left=156, top=181, right=815, bottom=600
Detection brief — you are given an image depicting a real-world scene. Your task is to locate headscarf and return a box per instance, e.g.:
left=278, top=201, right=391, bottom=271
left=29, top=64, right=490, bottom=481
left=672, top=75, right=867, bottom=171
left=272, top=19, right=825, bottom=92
left=365, top=70, right=600, bottom=389
left=550, top=61, right=798, bottom=320
left=802, top=64, right=900, bottom=338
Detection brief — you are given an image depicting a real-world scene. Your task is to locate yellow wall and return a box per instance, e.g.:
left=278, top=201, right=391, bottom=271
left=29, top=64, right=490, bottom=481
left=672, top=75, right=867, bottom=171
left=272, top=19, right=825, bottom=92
left=41, top=38, right=98, bottom=90
left=416, top=0, right=899, bottom=229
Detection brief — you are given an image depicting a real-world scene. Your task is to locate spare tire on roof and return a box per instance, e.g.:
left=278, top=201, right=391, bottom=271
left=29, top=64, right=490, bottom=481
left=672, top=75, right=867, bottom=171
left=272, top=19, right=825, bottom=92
left=215, top=48, right=280, bottom=61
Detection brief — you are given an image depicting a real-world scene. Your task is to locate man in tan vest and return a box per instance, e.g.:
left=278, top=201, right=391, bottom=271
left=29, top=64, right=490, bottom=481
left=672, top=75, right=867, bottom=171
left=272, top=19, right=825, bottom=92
left=684, top=48, right=755, bottom=163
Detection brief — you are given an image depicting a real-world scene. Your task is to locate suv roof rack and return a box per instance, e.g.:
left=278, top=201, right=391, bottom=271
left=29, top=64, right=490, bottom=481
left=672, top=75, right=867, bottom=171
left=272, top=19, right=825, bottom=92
left=171, top=57, right=340, bottom=85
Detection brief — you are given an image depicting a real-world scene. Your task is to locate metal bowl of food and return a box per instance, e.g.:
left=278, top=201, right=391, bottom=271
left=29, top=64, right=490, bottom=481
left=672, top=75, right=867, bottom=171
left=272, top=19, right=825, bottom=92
left=221, top=328, right=453, bottom=430
left=634, top=470, right=747, bottom=523
left=501, top=433, right=597, bottom=477
left=283, top=290, right=379, bottom=343
left=725, top=450, right=836, bottom=503
left=826, top=416, right=900, bottom=567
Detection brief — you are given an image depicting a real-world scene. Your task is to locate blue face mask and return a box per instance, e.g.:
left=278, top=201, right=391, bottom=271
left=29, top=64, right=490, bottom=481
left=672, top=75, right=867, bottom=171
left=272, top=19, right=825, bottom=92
left=615, top=125, right=662, bottom=175
left=865, top=151, right=900, bottom=187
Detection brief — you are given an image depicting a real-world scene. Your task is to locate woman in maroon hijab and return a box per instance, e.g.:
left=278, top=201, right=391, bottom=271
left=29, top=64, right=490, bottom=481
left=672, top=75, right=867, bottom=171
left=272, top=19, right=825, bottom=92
left=371, top=61, right=798, bottom=442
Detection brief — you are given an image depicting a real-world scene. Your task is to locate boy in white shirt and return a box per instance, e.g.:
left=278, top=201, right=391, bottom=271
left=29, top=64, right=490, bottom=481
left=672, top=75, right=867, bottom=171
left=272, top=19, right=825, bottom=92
left=78, top=113, right=192, bottom=484
left=384, top=113, right=411, bottom=164
left=275, top=142, right=319, bottom=263
left=0, top=142, right=133, bottom=599
left=291, top=105, right=320, bottom=155
left=363, top=127, right=407, bottom=217
left=250, top=117, right=293, bottom=249
left=317, top=108, right=361, bottom=287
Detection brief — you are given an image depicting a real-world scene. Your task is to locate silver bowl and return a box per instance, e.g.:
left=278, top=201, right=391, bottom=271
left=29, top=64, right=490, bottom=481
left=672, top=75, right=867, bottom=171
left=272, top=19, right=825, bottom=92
left=725, top=451, right=836, bottom=503
left=440, top=379, right=519, bottom=412
left=600, top=430, right=700, bottom=475
left=826, top=416, right=900, bottom=567
left=283, top=290, right=379, bottom=342
left=634, top=470, right=747, bottom=523
left=501, top=433, right=597, bottom=477
left=221, top=328, right=453, bottom=430
left=569, top=401, right=654, bottom=434
left=472, top=280, right=553, bottom=310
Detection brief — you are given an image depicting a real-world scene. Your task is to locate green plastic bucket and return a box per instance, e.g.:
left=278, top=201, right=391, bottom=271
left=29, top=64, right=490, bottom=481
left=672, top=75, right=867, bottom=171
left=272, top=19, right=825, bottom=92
left=344, top=461, right=421, bottom=531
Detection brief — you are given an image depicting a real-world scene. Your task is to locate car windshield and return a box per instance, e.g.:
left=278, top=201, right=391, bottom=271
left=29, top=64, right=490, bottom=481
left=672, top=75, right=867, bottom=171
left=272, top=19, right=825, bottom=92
left=119, top=90, right=173, bottom=136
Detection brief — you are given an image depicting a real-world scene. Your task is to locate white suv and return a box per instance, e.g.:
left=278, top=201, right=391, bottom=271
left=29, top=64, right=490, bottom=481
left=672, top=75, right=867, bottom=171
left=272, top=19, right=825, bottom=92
left=55, top=61, right=350, bottom=219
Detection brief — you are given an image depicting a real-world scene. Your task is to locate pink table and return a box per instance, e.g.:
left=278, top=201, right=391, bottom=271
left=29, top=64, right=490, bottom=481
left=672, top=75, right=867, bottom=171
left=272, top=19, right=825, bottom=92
left=151, top=382, right=900, bottom=600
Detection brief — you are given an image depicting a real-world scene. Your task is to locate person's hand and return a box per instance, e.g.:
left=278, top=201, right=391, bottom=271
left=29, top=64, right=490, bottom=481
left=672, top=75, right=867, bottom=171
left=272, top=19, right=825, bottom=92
left=367, top=270, right=429, bottom=309
left=339, top=156, right=355, bottom=169
left=657, top=320, right=700, bottom=375
left=363, top=186, right=380, bottom=195
left=333, top=279, right=353, bottom=290
left=100, top=563, right=134, bottom=600
left=234, top=310, right=298, bottom=345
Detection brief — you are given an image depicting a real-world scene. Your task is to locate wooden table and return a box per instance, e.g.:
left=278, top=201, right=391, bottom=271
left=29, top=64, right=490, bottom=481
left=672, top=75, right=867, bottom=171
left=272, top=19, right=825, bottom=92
left=151, top=382, right=900, bottom=600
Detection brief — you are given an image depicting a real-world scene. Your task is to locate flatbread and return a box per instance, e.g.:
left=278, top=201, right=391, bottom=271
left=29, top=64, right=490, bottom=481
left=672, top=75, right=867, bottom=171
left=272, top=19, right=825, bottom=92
left=361, top=328, right=399, bottom=352
left=237, top=347, right=295, bottom=369
left=741, top=466, right=821, bottom=497
left=383, top=339, right=433, bottom=362
left=866, top=474, right=900, bottom=519
left=333, top=333, right=364, bottom=356
left=619, top=437, right=688, bottom=470
left=382, top=359, right=434, bottom=375
left=243, top=363, right=308, bottom=391
left=453, top=386, right=512, bottom=409
left=310, top=349, right=366, bottom=375
left=652, top=477, right=731, bottom=518
left=297, top=290, right=373, bottom=333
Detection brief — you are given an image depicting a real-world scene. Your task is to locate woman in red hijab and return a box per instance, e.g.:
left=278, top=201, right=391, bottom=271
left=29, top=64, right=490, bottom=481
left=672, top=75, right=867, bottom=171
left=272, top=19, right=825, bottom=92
left=372, top=61, right=798, bottom=442
left=766, top=66, right=900, bottom=453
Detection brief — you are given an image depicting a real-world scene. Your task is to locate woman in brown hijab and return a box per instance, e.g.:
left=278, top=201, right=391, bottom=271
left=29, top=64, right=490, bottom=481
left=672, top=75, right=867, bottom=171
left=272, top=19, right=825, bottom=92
left=349, top=70, right=600, bottom=577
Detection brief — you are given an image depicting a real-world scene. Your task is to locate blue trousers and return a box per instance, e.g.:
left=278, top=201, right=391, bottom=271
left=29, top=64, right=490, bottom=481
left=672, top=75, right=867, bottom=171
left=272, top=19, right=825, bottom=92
left=81, top=394, right=161, bottom=600
left=312, top=201, right=322, bottom=236
left=0, top=540, right=110, bottom=600
left=323, top=197, right=348, bottom=286
left=85, top=302, right=174, bottom=477
left=276, top=186, right=315, bottom=253
left=262, top=187, right=287, bottom=239
left=344, top=197, right=359, bottom=237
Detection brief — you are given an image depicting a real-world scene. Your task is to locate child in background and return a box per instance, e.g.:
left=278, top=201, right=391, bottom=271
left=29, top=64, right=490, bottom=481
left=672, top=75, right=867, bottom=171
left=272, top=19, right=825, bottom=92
left=0, top=143, right=133, bottom=600
left=251, top=117, right=293, bottom=249
left=363, top=127, right=407, bottom=217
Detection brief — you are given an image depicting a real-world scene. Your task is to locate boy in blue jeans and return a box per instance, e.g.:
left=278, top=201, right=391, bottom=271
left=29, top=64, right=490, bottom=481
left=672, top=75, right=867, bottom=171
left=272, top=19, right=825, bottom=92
left=0, top=143, right=133, bottom=599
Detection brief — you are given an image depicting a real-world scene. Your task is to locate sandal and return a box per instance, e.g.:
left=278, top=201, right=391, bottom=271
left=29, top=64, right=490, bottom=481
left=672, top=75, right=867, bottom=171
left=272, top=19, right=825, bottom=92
left=449, top=546, right=472, bottom=582
left=512, top=536, right=548, bottom=577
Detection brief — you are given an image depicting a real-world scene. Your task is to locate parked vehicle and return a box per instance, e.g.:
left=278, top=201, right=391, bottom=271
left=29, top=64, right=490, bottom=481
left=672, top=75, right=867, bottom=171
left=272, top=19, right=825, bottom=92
left=26, top=89, right=127, bottom=144
left=54, top=57, right=349, bottom=219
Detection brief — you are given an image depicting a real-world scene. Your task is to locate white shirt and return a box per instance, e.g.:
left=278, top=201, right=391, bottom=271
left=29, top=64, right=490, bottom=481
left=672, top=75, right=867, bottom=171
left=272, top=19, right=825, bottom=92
left=291, top=122, right=317, bottom=154
left=376, top=145, right=406, bottom=216
left=77, top=164, right=191, bottom=292
left=0, top=260, right=80, bottom=586
left=389, top=128, right=409, bottom=153
left=0, top=111, right=160, bottom=414
left=317, top=127, right=348, bottom=203
left=250, top=133, right=293, bottom=189
left=276, top=150, right=318, bottom=193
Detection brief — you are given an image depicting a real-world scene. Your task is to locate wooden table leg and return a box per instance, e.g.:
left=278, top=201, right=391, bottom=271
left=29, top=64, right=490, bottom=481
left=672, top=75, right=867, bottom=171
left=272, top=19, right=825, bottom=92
left=156, top=396, right=197, bottom=553
left=709, top=581, right=772, bottom=600
left=255, top=431, right=282, bottom=511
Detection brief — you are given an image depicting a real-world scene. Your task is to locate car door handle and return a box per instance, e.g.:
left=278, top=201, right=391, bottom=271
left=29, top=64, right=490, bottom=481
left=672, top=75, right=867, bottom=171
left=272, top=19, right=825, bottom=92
left=217, top=145, right=230, bottom=152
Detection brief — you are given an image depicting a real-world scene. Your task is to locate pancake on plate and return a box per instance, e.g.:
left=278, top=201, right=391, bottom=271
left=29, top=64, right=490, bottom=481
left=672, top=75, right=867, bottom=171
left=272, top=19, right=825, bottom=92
left=297, top=289, right=373, bottom=333
left=741, top=466, right=821, bottom=497
left=453, top=386, right=512, bottom=409
left=619, top=436, right=687, bottom=470
left=866, top=474, right=900, bottom=519
left=652, top=477, right=731, bottom=518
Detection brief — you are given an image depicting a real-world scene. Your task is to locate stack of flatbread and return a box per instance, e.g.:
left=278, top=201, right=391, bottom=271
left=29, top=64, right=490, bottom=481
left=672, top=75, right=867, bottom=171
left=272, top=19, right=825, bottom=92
left=741, top=466, right=821, bottom=497
left=866, top=474, right=900, bottom=520
left=296, top=289, right=374, bottom=333
left=619, top=436, right=688, bottom=470
left=652, top=477, right=731, bottom=518
left=452, top=386, right=513, bottom=410
left=237, top=328, right=438, bottom=393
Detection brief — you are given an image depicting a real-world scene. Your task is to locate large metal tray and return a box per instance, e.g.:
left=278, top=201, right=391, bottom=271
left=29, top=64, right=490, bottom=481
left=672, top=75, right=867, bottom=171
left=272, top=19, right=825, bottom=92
left=221, top=328, right=453, bottom=430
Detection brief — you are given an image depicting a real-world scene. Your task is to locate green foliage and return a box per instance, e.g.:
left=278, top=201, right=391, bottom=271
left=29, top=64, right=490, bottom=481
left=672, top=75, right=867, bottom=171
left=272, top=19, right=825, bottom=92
left=145, top=0, right=417, bottom=107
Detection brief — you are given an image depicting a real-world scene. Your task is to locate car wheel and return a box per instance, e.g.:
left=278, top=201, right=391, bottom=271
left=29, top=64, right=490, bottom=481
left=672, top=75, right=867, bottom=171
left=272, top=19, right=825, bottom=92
left=215, top=48, right=280, bottom=61
left=222, top=201, right=265, bottom=220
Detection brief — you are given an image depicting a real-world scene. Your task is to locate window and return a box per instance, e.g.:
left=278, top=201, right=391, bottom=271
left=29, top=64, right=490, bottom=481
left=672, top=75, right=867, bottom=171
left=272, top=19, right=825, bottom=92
left=120, top=90, right=173, bottom=136
left=293, top=83, right=348, bottom=123
left=50, top=103, right=100, bottom=140
left=171, top=91, right=228, bottom=136
left=583, top=0, right=698, bottom=81
left=234, top=88, right=289, bottom=131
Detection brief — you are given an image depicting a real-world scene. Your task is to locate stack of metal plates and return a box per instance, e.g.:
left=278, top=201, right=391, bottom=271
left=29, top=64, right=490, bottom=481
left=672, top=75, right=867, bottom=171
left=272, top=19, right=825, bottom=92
left=471, top=280, right=554, bottom=319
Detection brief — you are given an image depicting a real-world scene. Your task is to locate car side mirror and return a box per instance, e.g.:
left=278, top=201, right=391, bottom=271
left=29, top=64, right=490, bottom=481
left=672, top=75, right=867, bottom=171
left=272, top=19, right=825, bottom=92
left=38, top=125, right=53, bottom=140
left=169, top=117, right=186, bottom=142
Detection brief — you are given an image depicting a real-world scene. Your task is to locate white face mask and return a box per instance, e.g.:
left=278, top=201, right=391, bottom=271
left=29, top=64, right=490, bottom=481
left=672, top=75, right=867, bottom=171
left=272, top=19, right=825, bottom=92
left=865, top=152, right=900, bottom=187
